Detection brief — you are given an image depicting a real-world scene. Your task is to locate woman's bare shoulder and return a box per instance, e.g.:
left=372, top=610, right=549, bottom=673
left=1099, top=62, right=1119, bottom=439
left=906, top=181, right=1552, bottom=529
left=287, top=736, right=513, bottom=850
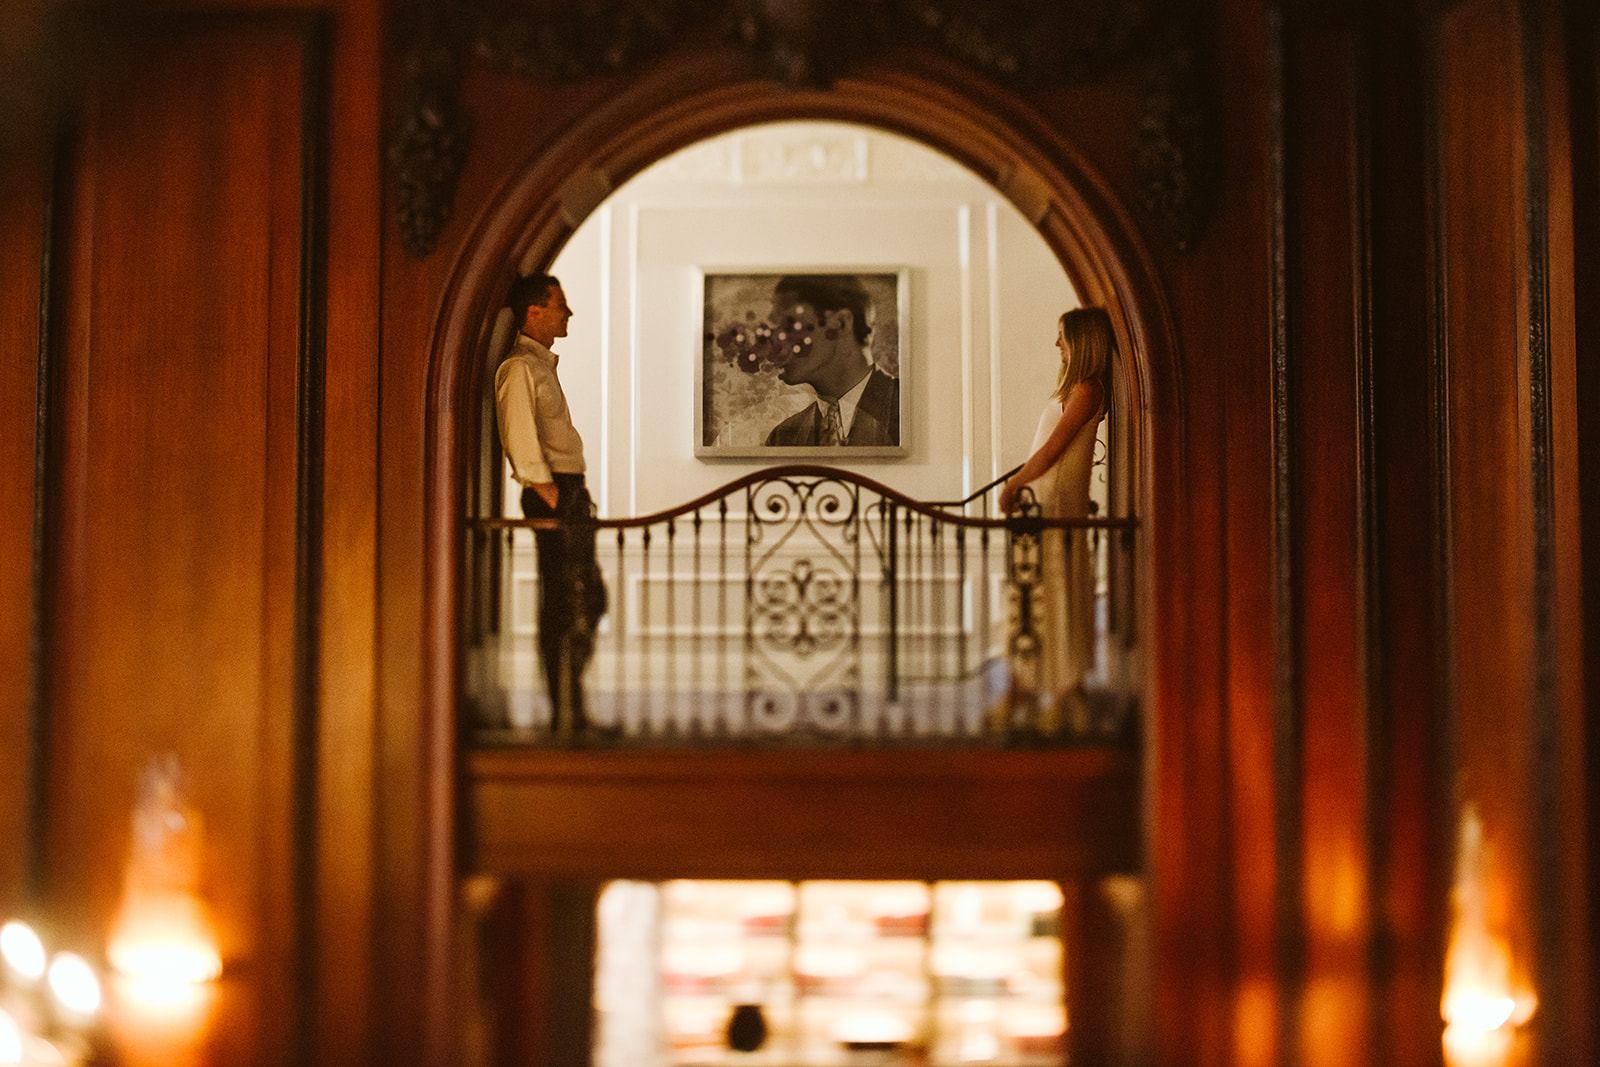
left=1066, top=378, right=1105, bottom=406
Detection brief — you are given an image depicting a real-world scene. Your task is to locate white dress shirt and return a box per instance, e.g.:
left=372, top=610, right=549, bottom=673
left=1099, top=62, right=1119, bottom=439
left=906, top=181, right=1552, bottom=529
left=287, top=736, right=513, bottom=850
left=493, top=333, right=586, bottom=486
left=834, top=365, right=874, bottom=438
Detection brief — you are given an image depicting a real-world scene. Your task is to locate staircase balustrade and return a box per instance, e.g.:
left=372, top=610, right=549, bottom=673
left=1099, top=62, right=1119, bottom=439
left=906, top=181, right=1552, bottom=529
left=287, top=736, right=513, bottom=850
left=464, top=466, right=1137, bottom=749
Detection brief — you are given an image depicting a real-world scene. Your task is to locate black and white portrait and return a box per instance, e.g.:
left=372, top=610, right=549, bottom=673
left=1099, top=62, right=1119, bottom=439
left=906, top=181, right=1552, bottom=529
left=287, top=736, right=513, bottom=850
left=697, top=270, right=907, bottom=458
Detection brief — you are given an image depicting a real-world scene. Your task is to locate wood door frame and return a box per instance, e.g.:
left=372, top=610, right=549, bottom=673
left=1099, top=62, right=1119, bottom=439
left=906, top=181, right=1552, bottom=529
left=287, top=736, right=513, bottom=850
left=418, top=51, right=1185, bottom=1067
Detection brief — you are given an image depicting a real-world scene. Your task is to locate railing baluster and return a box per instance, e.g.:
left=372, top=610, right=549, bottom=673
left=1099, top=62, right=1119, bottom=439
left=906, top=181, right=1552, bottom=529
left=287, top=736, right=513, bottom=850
left=692, top=509, right=703, bottom=735
left=499, top=528, right=512, bottom=728
left=666, top=517, right=678, bottom=733
left=885, top=500, right=899, bottom=706
left=921, top=511, right=933, bottom=731
left=614, top=527, right=627, bottom=734
left=936, top=517, right=949, bottom=732
left=640, top=525, right=653, bottom=735
left=934, top=518, right=940, bottom=735
left=850, top=488, right=863, bottom=736
left=905, top=507, right=920, bottom=732
left=924, top=511, right=935, bottom=729
left=512, top=527, right=525, bottom=728
left=956, top=525, right=968, bottom=716
left=742, top=485, right=757, bottom=736
left=980, top=523, right=993, bottom=734
left=719, top=497, right=730, bottom=734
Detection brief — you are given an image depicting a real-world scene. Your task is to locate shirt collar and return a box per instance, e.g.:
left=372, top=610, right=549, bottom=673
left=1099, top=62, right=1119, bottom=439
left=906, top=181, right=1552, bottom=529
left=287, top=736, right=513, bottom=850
left=835, top=366, right=874, bottom=435
left=516, top=332, right=558, bottom=366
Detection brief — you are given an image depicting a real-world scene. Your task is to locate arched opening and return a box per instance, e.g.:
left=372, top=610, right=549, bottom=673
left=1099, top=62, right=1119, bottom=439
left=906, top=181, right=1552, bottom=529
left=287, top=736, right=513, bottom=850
left=423, top=65, right=1181, bottom=1067
left=466, top=120, right=1139, bottom=738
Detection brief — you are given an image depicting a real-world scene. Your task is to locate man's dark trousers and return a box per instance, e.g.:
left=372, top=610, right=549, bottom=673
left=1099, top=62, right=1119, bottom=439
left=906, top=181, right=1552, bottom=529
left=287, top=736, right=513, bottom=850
left=522, top=473, right=607, bottom=734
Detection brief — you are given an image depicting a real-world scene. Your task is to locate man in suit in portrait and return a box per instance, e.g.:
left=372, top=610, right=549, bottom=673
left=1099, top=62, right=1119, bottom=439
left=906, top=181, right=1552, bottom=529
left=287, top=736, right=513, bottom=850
left=764, top=274, right=900, bottom=447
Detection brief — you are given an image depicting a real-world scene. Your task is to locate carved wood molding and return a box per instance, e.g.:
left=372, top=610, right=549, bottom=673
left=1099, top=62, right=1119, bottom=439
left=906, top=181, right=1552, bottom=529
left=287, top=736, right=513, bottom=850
left=388, top=0, right=1216, bottom=257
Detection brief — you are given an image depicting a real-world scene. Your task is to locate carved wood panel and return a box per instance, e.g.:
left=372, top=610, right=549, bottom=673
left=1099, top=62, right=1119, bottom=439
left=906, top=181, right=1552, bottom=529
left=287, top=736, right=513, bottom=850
left=388, top=0, right=1217, bottom=257
left=1430, top=0, right=1594, bottom=1063
left=36, top=16, right=326, bottom=1067
left=0, top=144, right=48, bottom=917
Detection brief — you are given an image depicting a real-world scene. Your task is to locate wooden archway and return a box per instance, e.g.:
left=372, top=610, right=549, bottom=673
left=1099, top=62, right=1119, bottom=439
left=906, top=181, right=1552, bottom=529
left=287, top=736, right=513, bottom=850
left=419, top=51, right=1185, bottom=1066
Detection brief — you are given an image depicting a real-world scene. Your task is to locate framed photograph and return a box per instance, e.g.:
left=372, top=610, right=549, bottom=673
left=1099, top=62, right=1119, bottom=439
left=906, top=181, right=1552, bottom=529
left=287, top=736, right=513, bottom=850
left=696, top=268, right=909, bottom=458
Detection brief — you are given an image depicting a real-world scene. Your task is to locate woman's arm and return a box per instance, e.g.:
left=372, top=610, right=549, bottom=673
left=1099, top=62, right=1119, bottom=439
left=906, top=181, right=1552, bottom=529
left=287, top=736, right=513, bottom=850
left=999, top=379, right=1104, bottom=513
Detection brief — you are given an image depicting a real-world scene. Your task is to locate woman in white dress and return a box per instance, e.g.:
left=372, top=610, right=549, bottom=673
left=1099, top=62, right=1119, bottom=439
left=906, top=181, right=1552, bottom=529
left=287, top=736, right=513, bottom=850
left=997, top=307, right=1113, bottom=729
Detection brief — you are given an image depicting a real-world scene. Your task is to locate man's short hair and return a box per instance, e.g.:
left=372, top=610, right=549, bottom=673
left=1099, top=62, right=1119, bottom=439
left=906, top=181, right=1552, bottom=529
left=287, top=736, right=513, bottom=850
left=774, top=274, right=872, bottom=345
left=507, top=273, right=561, bottom=321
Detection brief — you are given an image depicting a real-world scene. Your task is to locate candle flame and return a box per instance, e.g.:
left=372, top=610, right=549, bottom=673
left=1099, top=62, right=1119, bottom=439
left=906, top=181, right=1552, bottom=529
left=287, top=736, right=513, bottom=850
left=109, top=757, right=224, bottom=993
left=1440, top=805, right=1535, bottom=1067
left=0, top=922, right=45, bottom=982
left=46, top=953, right=101, bottom=1017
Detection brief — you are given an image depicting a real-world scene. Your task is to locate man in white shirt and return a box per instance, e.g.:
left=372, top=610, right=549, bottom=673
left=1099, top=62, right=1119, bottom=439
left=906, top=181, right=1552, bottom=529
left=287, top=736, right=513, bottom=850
left=494, top=273, right=607, bottom=736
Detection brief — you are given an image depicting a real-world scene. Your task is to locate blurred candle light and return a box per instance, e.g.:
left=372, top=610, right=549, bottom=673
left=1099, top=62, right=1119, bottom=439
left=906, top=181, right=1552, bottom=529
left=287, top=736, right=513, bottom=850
left=45, top=955, right=99, bottom=1019
left=1441, top=805, right=1534, bottom=1067
left=0, top=925, right=45, bottom=986
left=112, top=971, right=212, bottom=1016
left=0, top=1007, right=21, bottom=1065
left=27, top=1041, right=68, bottom=1067
left=107, top=758, right=223, bottom=1000
left=0, top=1007, right=69, bottom=1067
left=107, top=896, right=221, bottom=987
left=105, top=969, right=218, bottom=1066
left=1, top=923, right=92, bottom=1067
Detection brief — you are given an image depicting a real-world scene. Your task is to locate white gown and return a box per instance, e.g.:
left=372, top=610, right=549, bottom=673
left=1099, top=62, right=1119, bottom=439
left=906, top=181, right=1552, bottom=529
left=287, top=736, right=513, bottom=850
left=1019, top=394, right=1104, bottom=697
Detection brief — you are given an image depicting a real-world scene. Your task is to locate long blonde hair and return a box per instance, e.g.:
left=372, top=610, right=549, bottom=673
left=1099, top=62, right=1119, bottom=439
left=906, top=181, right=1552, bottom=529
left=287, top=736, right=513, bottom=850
left=1052, top=306, right=1114, bottom=403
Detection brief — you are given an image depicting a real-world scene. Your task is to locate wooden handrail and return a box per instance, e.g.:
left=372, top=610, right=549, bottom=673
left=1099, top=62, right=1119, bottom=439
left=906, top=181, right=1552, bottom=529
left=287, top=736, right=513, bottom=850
left=466, top=463, right=1138, bottom=532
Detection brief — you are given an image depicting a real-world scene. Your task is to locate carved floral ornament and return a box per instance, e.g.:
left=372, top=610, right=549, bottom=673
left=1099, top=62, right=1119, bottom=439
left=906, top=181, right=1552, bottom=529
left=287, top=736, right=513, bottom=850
left=388, top=0, right=1217, bottom=257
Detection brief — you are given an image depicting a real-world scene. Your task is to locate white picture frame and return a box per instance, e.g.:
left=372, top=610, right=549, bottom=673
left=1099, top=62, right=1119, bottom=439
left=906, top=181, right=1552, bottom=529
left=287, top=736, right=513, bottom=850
left=695, top=268, right=910, bottom=459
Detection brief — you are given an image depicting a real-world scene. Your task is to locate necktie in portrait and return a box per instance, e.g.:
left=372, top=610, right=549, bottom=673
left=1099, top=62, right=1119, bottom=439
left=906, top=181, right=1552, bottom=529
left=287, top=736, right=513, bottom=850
left=820, top=400, right=844, bottom=446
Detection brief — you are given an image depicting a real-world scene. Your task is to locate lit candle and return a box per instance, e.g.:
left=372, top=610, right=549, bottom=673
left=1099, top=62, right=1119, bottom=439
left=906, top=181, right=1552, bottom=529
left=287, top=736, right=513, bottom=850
left=1440, top=806, right=1534, bottom=1067
left=0, top=922, right=46, bottom=1040
left=0, top=925, right=45, bottom=987
left=1442, top=1021, right=1514, bottom=1067
left=105, top=974, right=217, bottom=1067
left=107, top=896, right=222, bottom=988
left=1, top=921, right=102, bottom=1067
left=107, top=757, right=223, bottom=1002
left=44, top=955, right=99, bottom=1021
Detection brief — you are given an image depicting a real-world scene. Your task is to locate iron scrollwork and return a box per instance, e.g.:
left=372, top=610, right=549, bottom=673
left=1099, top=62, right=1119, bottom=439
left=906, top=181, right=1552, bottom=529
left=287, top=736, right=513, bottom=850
left=466, top=464, right=1138, bottom=746
left=744, top=475, right=865, bottom=735
left=993, top=489, right=1045, bottom=734
left=388, top=0, right=1217, bottom=257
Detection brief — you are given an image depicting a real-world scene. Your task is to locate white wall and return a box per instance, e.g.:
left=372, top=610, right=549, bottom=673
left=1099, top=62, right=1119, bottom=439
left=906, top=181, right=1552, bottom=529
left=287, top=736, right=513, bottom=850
left=527, top=121, right=1078, bottom=518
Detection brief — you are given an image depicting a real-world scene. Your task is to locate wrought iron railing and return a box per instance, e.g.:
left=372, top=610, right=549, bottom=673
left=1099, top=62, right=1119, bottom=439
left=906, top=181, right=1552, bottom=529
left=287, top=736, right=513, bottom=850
left=463, top=466, right=1138, bottom=748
